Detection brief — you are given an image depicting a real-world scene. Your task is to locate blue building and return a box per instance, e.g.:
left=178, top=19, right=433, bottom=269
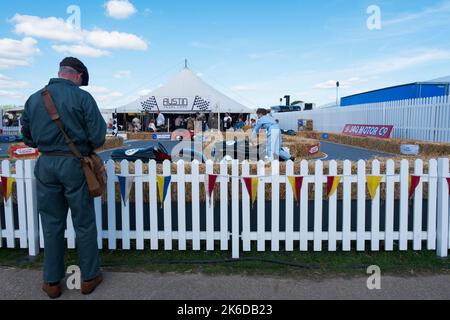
left=341, top=82, right=450, bottom=107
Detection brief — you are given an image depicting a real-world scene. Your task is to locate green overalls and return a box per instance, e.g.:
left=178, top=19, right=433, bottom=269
left=21, top=78, right=107, bottom=283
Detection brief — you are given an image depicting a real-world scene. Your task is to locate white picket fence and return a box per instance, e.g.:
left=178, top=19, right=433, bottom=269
left=1, top=159, right=449, bottom=258
left=275, top=96, right=450, bottom=143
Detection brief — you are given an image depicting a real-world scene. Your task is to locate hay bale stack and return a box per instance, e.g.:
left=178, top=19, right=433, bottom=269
left=96, top=136, right=124, bottom=152
left=301, top=131, right=450, bottom=157
left=284, top=138, right=320, bottom=159
left=127, top=132, right=154, bottom=140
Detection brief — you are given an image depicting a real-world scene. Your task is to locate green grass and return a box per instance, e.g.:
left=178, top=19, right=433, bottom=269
left=1, top=244, right=449, bottom=278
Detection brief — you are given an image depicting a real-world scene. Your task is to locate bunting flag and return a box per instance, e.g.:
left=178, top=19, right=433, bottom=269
left=408, top=176, right=421, bottom=199
left=243, top=177, right=259, bottom=207
left=327, top=176, right=342, bottom=198
left=447, top=178, right=450, bottom=195
left=118, top=176, right=134, bottom=204
left=206, top=175, right=218, bottom=207
left=157, top=176, right=172, bottom=208
left=366, top=176, right=382, bottom=200
left=288, top=176, right=304, bottom=202
left=1, top=176, right=15, bottom=202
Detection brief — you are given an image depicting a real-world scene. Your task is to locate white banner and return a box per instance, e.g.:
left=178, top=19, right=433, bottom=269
left=140, top=96, right=212, bottom=113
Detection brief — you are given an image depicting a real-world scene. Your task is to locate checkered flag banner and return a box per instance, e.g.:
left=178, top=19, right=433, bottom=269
left=112, top=111, right=118, bottom=136
left=141, top=96, right=158, bottom=112
left=192, top=96, right=211, bottom=111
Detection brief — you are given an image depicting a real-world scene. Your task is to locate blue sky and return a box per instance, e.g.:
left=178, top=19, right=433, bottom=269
left=1, top=0, right=450, bottom=108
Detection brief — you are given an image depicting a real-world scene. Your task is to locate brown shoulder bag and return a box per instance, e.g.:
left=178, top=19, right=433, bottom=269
left=41, top=86, right=107, bottom=198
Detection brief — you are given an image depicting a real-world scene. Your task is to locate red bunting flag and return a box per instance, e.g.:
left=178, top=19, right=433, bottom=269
left=288, top=176, right=304, bottom=202
left=447, top=178, right=450, bottom=195
left=1, top=176, right=15, bottom=202
left=408, top=176, right=421, bottom=199
left=327, top=176, right=341, bottom=198
left=207, top=175, right=218, bottom=207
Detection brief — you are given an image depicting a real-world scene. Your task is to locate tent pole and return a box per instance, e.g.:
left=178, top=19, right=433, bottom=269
left=217, top=105, right=220, bottom=132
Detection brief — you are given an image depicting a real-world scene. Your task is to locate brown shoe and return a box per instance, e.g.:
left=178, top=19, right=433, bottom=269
left=81, top=274, right=103, bottom=295
left=42, top=283, right=62, bottom=299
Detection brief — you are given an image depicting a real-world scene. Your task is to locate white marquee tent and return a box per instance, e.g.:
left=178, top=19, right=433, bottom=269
left=116, top=67, right=253, bottom=115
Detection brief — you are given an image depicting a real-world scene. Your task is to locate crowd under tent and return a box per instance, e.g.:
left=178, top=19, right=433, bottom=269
left=114, top=64, right=254, bottom=132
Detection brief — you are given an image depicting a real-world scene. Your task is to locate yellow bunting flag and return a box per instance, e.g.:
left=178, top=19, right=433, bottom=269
left=1, top=176, right=15, bottom=202
left=288, top=176, right=304, bottom=202
left=327, top=176, right=341, bottom=198
left=157, top=176, right=172, bottom=208
left=243, top=177, right=259, bottom=207
left=366, top=176, right=382, bottom=200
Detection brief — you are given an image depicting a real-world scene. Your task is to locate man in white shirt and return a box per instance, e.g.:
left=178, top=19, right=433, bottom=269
left=156, top=112, right=166, bottom=129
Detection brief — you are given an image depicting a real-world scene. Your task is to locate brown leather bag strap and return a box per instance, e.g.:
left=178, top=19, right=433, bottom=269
left=41, top=86, right=84, bottom=160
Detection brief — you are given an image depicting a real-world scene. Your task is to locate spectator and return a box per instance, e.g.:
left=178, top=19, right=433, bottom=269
left=174, top=115, right=184, bottom=129
left=186, top=114, right=195, bottom=131
left=223, top=113, right=232, bottom=131
left=148, top=119, right=157, bottom=132
left=156, top=112, right=166, bottom=129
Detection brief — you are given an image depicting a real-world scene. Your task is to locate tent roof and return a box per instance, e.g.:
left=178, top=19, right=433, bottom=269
left=117, top=68, right=253, bottom=114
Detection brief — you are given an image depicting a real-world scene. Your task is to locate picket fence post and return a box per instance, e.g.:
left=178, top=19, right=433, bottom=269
left=436, top=158, right=449, bottom=258
left=25, top=160, right=40, bottom=256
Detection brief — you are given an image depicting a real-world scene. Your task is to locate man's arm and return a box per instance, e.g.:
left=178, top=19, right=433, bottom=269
left=82, top=93, right=107, bottom=150
left=251, top=119, right=263, bottom=140
left=21, top=99, right=38, bottom=148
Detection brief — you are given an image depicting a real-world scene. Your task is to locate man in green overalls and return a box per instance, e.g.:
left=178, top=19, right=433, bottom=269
left=21, top=57, right=107, bottom=299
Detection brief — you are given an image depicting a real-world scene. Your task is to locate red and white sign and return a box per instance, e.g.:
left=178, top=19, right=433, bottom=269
left=307, top=144, right=320, bottom=156
left=343, top=124, right=393, bottom=139
left=9, top=146, right=39, bottom=159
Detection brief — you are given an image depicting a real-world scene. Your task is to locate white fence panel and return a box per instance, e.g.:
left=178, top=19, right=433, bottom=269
left=1, top=159, right=449, bottom=258
left=274, top=95, right=450, bottom=143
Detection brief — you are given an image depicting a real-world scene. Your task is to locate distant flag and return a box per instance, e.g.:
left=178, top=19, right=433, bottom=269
left=141, top=96, right=158, bottom=112
left=409, top=176, right=421, bottom=199
left=192, top=96, right=211, bottom=112
left=243, top=177, right=259, bottom=207
left=447, top=178, right=450, bottom=195
left=366, top=176, right=382, bottom=201
left=118, top=176, right=134, bottom=204
left=157, top=176, right=172, bottom=208
left=206, top=175, right=218, bottom=207
left=327, top=176, right=342, bottom=198
left=112, top=110, right=118, bottom=137
left=1, top=176, right=15, bottom=202
left=288, top=176, right=304, bottom=203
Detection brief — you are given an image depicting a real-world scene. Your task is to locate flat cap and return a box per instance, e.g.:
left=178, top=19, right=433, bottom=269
left=60, top=57, right=89, bottom=86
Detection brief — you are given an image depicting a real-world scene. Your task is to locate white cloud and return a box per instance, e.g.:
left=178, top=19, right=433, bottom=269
left=9, top=14, right=148, bottom=54
left=85, top=30, right=148, bottom=50
left=314, top=78, right=364, bottom=90
left=384, top=1, right=450, bottom=26
left=52, top=44, right=110, bottom=58
left=0, top=37, right=40, bottom=69
left=0, top=74, right=28, bottom=90
left=11, top=14, right=82, bottom=42
left=114, top=70, right=131, bottom=79
left=0, top=90, right=24, bottom=99
left=248, top=50, right=284, bottom=60
left=138, top=89, right=152, bottom=96
left=105, top=0, right=137, bottom=20
left=314, top=49, right=450, bottom=90
left=85, top=85, right=123, bottom=105
left=364, top=49, right=450, bottom=75
left=230, top=84, right=260, bottom=92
